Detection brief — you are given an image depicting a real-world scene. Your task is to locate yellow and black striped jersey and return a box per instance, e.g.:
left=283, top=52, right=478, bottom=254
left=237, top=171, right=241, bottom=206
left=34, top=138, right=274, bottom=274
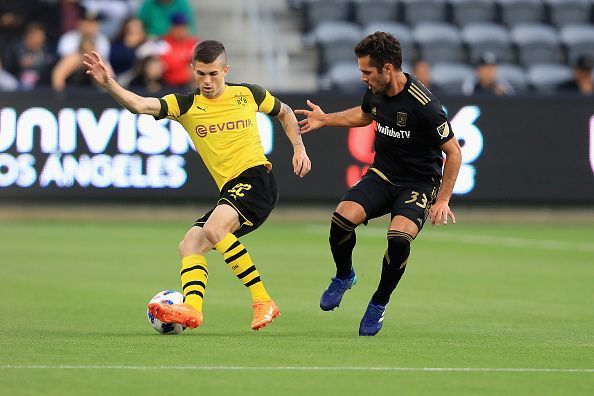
left=156, top=83, right=281, bottom=190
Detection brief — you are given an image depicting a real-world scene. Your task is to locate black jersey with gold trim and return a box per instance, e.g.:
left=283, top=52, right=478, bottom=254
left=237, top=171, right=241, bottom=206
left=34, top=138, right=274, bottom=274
left=361, top=73, right=454, bottom=183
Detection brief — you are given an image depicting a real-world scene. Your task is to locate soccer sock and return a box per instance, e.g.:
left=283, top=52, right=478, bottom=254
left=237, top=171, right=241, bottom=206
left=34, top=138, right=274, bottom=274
left=371, top=231, right=413, bottom=306
left=180, top=254, right=208, bottom=312
left=214, top=233, right=271, bottom=302
left=329, top=212, right=357, bottom=279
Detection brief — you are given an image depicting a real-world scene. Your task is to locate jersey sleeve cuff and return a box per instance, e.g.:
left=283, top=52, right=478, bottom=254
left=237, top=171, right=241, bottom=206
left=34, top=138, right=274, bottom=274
left=154, top=98, right=169, bottom=120
left=268, top=98, right=281, bottom=117
left=439, top=132, right=455, bottom=146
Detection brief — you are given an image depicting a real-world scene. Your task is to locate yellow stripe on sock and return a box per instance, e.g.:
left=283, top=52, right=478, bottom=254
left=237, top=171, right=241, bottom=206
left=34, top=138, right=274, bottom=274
left=180, top=254, right=208, bottom=312
left=215, top=233, right=271, bottom=302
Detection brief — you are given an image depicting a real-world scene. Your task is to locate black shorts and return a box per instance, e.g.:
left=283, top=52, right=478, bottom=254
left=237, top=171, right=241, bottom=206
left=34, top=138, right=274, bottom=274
left=342, top=171, right=439, bottom=231
left=194, top=165, right=279, bottom=237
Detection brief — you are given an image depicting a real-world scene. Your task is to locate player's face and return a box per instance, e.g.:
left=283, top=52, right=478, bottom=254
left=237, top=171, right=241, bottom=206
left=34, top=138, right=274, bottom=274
left=192, top=56, right=229, bottom=99
left=358, top=55, right=390, bottom=94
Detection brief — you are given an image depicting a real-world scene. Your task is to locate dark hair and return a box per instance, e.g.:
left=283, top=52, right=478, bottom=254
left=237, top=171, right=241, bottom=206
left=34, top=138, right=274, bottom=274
left=24, top=22, right=45, bottom=35
left=354, top=32, right=402, bottom=71
left=192, top=40, right=227, bottom=64
left=575, top=54, right=593, bottom=71
left=113, top=17, right=143, bottom=43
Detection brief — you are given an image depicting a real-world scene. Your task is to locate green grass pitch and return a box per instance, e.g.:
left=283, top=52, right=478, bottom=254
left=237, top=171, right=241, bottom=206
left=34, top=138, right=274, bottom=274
left=0, top=213, right=592, bottom=395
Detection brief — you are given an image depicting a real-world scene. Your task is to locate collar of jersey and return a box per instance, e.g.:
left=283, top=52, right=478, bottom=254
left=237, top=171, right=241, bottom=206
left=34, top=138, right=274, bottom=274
left=383, top=72, right=412, bottom=99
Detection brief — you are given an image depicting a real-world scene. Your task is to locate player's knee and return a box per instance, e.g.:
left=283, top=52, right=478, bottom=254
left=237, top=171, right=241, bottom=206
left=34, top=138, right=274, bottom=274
left=386, top=233, right=412, bottom=267
left=178, top=238, right=186, bottom=256
left=335, top=202, right=366, bottom=225
left=202, top=224, right=225, bottom=245
left=179, top=227, right=211, bottom=257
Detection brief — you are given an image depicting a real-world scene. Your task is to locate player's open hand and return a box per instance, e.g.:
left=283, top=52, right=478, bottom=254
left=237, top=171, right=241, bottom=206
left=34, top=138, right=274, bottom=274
left=429, top=200, right=456, bottom=227
left=295, top=100, right=325, bottom=134
left=82, top=51, right=111, bottom=87
left=292, top=145, right=312, bottom=178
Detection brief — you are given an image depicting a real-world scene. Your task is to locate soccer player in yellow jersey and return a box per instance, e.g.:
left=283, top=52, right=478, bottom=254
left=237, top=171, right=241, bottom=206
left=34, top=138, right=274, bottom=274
left=82, top=40, right=311, bottom=331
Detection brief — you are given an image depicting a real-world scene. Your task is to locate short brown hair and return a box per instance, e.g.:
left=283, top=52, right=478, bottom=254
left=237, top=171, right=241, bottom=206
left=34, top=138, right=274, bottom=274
left=354, top=32, right=402, bottom=71
left=193, top=40, right=227, bottom=64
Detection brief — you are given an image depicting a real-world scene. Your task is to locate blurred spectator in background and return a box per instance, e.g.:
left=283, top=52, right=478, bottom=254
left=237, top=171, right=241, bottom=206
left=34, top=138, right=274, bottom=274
left=557, top=55, right=593, bottom=95
left=3, top=23, right=55, bottom=89
left=0, top=59, right=18, bottom=91
left=82, top=0, right=134, bottom=39
left=0, top=0, right=39, bottom=50
left=58, top=8, right=110, bottom=59
left=462, top=52, right=511, bottom=96
left=52, top=37, right=104, bottom=91
left=35, top=0, right=85, bottom=44
left=160, top=13, right=197, bottom=89
left=138, top=0, right=196, bottom=38
left=129, top=55, right=164, bottom=93
left=412, top=59, right=432, bottom=90
left=110, top=17, right=146, bottom=76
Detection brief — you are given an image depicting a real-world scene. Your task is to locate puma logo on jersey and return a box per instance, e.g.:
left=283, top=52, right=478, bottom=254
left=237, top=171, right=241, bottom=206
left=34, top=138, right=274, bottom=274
left=196, top=106, right=207, bottom=112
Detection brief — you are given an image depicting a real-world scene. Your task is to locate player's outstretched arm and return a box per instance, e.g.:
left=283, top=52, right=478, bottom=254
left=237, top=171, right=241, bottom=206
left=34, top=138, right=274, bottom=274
left=83, top=51, right=161, bottom=117
left=277, top=102, right=311, bottom=178
left=295, top=100, right=372, bottom=133
left=429, top=137, right=462, bottom=226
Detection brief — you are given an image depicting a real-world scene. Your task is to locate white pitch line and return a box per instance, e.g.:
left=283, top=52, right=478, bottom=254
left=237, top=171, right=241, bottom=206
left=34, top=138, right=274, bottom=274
left=0, top=365, right=592, bottom=373
left=303, top=225, right=594, bottom=253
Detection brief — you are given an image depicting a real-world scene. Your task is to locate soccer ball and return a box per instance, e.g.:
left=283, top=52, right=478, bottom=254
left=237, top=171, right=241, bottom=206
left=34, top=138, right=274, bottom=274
left=147, top=290, right=186, bottom=335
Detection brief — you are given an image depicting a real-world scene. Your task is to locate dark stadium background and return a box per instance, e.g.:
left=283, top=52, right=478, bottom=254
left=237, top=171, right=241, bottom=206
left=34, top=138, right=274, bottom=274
left=1, top=92, right=593, bottom=203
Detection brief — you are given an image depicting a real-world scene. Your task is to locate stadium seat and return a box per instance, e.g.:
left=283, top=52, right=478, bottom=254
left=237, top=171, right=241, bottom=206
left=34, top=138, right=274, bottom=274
left=413, top=23, right=464, bottom=64
left=496, top=0, right=545, bottom=26
left=323, top=61, right=366, bottom=93
left=449, top=0, right=497, bottom=27
left=511, top=24, right=562, bottom=66
left=497, top=63, right=529, bottom=92
left=462, top=23, right=513, bottom=64
left=363, top=22, right=417, bottom=61
left=312, top=22, right=363, bottom=71
left=353, top=0, right=400, bottom=25
left=402, top=0, right=448, bottom=26
left=431, top=62, right=475, bottom=93
left=543, top=0, right=592, bottom=28
left=527, top=63, right=573, bottom=93
left=302, top=0, right=351, bottom=31
left=560, top=24, right=594, bottom=65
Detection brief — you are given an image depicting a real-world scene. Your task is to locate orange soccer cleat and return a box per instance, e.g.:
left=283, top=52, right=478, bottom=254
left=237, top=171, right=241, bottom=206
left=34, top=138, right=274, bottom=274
left=251, top=300, right=280, bottom=330
left=148, top=302, right=203, bottom=329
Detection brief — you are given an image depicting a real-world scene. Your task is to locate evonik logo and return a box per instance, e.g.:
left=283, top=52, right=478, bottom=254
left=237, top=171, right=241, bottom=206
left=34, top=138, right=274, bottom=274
left=195, top=119, right=253, bottom=138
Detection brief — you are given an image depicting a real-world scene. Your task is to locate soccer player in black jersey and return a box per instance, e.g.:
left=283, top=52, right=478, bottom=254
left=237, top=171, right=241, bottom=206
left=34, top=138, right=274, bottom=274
left=296, top=32, right=462, bottom=336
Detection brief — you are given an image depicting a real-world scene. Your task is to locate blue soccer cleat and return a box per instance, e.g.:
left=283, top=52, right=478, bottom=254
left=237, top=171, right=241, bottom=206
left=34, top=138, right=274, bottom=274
left=320, top=270, right=357, bottom=311
left=359, top=302, right=387, bottom=336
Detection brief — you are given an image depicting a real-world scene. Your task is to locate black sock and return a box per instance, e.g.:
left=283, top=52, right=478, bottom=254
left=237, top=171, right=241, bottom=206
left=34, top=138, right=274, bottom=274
left=329, top=212, right=357, bottom=279
left=371, top=231, right=413, bottom=306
